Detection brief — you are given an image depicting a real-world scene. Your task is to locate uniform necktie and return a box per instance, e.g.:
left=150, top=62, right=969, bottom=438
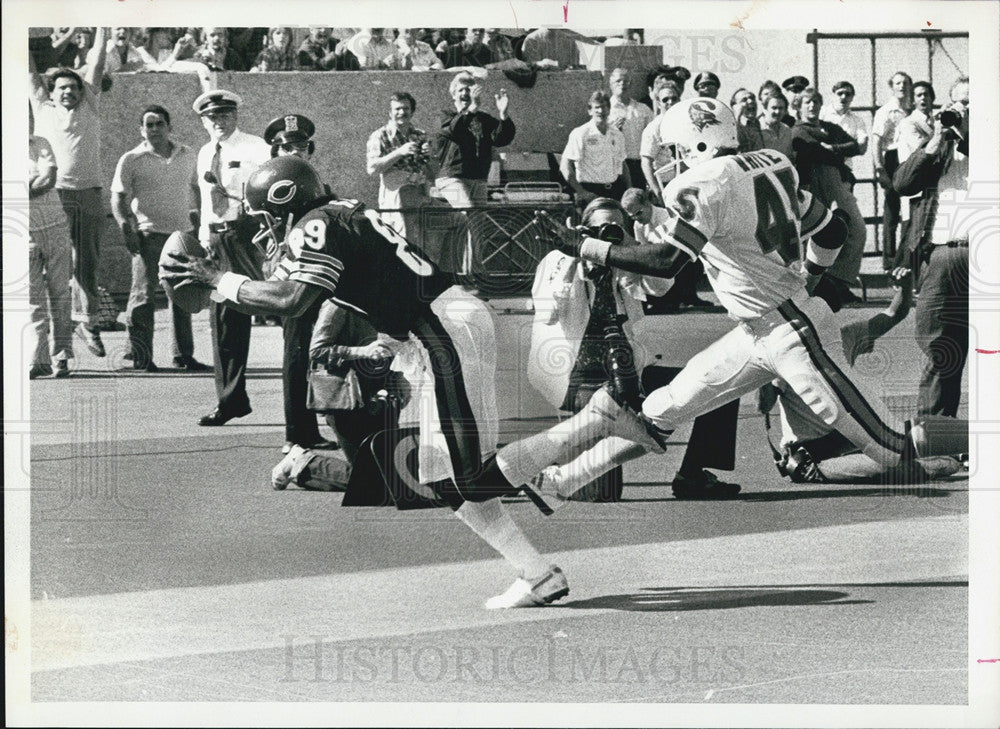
left=210, top=143, right=228, bottom=217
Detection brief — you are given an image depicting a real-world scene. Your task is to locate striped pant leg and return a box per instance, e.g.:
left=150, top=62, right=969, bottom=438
left=776, top=296, right=909, bottom=468
left=412, top=291, right=499, bottom=498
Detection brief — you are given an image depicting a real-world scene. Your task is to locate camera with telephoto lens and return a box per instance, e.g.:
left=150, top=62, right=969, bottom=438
left=584, top=222, right=627, bottom=245
left=935, top=108, right=963, bottom=129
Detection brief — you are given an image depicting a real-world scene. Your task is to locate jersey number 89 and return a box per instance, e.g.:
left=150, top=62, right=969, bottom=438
left=363, top=209, right=435, bottom=277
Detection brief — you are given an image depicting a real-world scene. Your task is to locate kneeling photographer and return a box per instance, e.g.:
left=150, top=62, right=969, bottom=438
left=893, top=76, right=970, bottom=417
left=527, top=197, right=668, bottom=501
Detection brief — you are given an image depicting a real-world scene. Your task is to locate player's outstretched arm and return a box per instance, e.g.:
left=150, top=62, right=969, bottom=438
left=162, top=251, right=323, bottom=318
left=533, top=209, right=692, bottom=278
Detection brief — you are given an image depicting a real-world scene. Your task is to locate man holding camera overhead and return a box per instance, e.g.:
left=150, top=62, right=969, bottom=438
left=893, top=77, right=970, bottom=418
left=190, top=89, right=270, bottom=426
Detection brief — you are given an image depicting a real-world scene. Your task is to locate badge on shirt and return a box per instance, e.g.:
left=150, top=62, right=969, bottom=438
left=228, top=161, right=241, bottom=168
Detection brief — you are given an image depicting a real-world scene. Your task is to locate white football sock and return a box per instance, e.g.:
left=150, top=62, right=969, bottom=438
left=495, top=403, right=608, bottom=487
left=553, top=437, right=650, bottom=498
left=454, top=498, right=550, bottom=578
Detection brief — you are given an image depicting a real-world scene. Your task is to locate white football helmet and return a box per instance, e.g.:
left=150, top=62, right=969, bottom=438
left=656, top=97, right=739, bottom=171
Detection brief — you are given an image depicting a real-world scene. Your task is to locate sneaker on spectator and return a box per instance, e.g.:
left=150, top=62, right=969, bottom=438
left=173, top=355, right=212, bottom=372
left=272, top=444, right=307, bottom=490
left=672, top=469, right=741, bottom=499
left=75, top=323, right=106, bottom=357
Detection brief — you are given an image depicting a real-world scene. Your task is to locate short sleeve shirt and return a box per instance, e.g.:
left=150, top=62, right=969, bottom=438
left=366, top=122, right=430, bottom=192
left=608, top=98, right=654, bottom=159
left=111, top=142, right=197, bottom=234
left=562, top=121, right=627, bottom=184
left=196, top=129, right=271, bottom=239
left=31, top=88, right=102, bottom=189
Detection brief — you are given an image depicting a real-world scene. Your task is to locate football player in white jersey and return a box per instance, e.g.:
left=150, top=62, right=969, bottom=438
left=515, top=97, right=958, bottom=510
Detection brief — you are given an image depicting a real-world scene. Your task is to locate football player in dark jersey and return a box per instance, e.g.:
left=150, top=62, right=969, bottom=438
left=164, top=156, right=654, bottom=608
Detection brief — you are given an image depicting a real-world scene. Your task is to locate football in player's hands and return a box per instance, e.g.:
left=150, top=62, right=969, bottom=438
left=158, top=231, right=215, bottom=314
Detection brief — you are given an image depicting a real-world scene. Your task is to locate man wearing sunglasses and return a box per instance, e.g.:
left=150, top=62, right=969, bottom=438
left=820, top=80, right=869, bottom=179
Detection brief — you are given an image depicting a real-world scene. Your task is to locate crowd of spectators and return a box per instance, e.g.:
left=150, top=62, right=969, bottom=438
left=29, top=27, right=627, bottom=78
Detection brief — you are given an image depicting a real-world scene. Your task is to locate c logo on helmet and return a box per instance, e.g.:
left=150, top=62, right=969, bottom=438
left=688, top=100, right=721, bottom=132
left=267, top=180, right=297, bottom=205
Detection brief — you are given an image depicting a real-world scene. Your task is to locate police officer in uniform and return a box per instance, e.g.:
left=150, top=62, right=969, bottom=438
left=263, top=114, right=336, bottom=452
left=191, top=90, right=271, bottom=426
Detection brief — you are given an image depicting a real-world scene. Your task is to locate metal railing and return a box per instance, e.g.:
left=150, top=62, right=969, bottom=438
left=806, top=29, right=969, bottom=264
left=375, top=183, right=577, bottom=297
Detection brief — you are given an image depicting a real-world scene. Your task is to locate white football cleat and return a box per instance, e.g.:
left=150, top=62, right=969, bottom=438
left=485, top=565, right=569, bottom=609
left=584, top=386, right=667, bottom=454
left=271, top=444, right=307, bottom=490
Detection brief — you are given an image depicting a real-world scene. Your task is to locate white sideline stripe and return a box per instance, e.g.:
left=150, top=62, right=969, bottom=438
left=31, top=514, right=966, bottom=672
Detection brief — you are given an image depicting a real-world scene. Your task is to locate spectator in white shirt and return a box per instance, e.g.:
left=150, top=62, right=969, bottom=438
left=561, top=91, right=631, bottom=205
left=639, top=80, right=681, bottom=202
left=871, top=71, right=914, bottom=269
left=29, top=28, right=109, bottom=358
left=820, top=81, right=869, bottom=173
left=392, top=28, right=443, bottom=70
left=607, top=67, right=654, bottom=189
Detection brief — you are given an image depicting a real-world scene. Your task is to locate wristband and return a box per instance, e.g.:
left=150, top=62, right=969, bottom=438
left=216, top=272, right=250, bottom=303
left=580, top=237, right=612, bottom=266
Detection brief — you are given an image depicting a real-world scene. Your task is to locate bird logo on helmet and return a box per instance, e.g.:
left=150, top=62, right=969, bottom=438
left=243, top=157, right=326, bottom=250
left=657, top=97, right=738, bottom=171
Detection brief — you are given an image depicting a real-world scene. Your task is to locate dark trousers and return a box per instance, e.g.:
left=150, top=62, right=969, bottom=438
left=915, top=244, right=969, bottom=417
left=126, top=231, right=194, bottom=365
left=210, top=301, right=252, bottom=413
left=645, top=259, right=706, bottom=311
left=57, top=187, right=102, bottom=326
left=283, top=298, right=323, bottom=444
left=624, top=159, right=645, bottom=190
left=642, top=366, right=739, bottom=473
left=581, top=177, right=628, bottom=202
left=881, top=186, right=901, bottom=270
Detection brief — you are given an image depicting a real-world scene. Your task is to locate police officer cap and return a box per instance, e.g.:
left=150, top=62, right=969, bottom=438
left=264, top=114, right=316, bottom=146
left=693, top=71, right=721, bottom=88
left=192, top=89, right=242, bottom=115
left=782, top=75, right=810, bottom=93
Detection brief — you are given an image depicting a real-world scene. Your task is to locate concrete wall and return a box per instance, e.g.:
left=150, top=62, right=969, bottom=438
left=96, top=70, right=604, bottom=294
